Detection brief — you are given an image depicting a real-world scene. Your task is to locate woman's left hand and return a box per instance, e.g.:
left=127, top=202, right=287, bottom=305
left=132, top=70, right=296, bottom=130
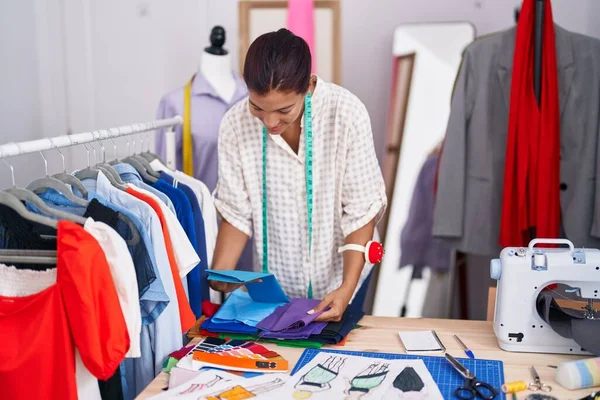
left=309, top=285, right=354, bottom=322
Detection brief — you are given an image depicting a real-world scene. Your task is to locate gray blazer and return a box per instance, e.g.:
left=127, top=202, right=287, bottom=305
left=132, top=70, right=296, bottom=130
left=433, top=25, right=600, bottom=256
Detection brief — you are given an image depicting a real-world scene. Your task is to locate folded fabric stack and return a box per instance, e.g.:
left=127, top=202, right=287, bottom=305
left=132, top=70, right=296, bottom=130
left=198, top=269, right=365, bottom=348
left=256, top=298, right=327, bottom=339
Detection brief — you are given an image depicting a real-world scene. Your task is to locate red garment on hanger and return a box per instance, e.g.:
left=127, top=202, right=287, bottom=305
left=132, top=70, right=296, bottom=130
left=0, top=222, right=129, bottom=400
left=499, top=0, right=560, bottom=247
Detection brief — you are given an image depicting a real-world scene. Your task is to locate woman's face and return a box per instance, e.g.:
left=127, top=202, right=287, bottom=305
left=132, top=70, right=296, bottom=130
left=248, top=89, right=306, bottom=135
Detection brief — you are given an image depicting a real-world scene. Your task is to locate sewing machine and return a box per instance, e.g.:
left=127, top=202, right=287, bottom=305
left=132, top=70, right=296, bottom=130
left=490, top=238, right=599, bottom=355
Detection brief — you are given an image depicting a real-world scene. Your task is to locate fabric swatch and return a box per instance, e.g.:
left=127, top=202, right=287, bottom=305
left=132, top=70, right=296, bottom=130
left=308, top=304, right=365, bottom=344
left=212, top=289, right=286, bottom=327
left=256, top=298, right=327, bottom=339
left=393, top=367, right=425, bottom=392
left=202, top=317, right=259, bottom=335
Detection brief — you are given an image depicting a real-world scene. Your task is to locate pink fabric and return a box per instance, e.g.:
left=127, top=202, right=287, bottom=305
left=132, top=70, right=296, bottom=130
left=287, top=0, right=316, bottom=72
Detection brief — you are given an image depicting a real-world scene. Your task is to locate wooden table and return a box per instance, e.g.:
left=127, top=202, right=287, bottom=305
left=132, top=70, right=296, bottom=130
left=136, top=316, right=594, bottom=399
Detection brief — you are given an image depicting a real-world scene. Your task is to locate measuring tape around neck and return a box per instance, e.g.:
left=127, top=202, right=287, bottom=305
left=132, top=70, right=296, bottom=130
left=262, top=93, right=314, bottom=298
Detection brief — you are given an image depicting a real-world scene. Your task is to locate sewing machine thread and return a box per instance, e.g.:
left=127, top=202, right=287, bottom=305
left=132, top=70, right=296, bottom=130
left=502, top=380, right=528, bottom=393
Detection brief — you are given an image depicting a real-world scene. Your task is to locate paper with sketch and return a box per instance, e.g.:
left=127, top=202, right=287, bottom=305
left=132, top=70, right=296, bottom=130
left=157, top=373, right=290, bottom=400
left=147, top=369, right=241, bottom=399
left=272, top=353, right=442, bottom=400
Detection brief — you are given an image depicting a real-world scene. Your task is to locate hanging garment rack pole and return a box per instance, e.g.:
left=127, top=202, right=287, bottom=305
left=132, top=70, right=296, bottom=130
left=0, top=115, right=183, bottom=159
left=534, top=0, right=544, bottom=106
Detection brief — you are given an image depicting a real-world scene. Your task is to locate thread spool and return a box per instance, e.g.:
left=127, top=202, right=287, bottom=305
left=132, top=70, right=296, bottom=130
left=556, top=357, right=600, bottom=390
left=502, top=380, right=528, bottom=393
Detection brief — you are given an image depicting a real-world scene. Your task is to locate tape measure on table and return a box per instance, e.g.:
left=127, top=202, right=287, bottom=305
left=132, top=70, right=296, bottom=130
left=262, top=93, right=314, bottom=298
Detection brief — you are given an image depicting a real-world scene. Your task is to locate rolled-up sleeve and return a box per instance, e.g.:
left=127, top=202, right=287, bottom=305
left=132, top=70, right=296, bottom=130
left=213, top=114, right=253, bottom=237
left=340, top=101, right=387, bottom=237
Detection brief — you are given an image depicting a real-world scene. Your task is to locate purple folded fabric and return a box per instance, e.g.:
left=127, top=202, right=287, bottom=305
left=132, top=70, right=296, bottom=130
left=256, top=298, right=327, bottom=339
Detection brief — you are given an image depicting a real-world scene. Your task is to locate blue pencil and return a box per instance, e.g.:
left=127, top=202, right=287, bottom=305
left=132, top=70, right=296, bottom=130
left=453, top=335, right=475, bottom=359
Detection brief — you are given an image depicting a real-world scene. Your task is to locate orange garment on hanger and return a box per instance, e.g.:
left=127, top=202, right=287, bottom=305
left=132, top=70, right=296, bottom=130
left=126, top=187, right=196, bottom=332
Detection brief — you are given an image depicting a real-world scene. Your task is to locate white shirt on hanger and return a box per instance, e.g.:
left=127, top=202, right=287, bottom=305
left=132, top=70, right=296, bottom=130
left=84, top=218, right=141, bottom=358
left=172, top=170, right=219, bottom=266
left=128, top=185, right=200, bottom=277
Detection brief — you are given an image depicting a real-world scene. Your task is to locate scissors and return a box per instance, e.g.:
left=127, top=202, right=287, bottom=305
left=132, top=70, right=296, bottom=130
left=528, top=366, right=552, bottom=392
left=445, top=353, right=499, bottom=399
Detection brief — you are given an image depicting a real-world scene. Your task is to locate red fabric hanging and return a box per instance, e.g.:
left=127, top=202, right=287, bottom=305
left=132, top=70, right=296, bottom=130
left=499, top=0, right=561, bottom=247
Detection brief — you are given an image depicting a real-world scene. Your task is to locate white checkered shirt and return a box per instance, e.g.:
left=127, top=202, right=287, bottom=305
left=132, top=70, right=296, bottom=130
left=213, top=76, right=387, bottom=299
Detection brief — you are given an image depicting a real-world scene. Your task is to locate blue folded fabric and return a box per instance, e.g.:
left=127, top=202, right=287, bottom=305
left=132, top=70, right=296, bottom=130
left=308, top=304, right=365, bottom=344
left=201, top=317, right=258, bottom=335
left=212, top=289, right=286, bottom=327
left=206, top=269, right=289, bottom=304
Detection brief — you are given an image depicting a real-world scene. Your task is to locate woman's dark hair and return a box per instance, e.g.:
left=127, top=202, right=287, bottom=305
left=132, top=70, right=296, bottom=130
left=243, top=28, right=311, bottom=95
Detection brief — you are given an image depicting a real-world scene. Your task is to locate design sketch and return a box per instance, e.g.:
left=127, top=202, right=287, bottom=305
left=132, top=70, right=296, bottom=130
left=278, top=353, right=443, bottom=400
left=199, top=375, right=287, bottom=400
left=344, top=362, right=390, bottom=399
left=147, top=370, right=241, bottom=400
left=293, top=356, right=347, bottom=398
left=178, top=376, right=224, bottom=394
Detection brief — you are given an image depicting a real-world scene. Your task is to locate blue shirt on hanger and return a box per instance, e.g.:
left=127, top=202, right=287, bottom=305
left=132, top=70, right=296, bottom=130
left=150, top=177, right=202, bottom=319
left=113, top=163, right=176, bottom=214
left=160, top=171, right=210, bottom=304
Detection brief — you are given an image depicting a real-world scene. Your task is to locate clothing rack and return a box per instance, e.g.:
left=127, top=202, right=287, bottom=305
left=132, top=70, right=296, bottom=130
left=0, top=116, right=182, bottom=159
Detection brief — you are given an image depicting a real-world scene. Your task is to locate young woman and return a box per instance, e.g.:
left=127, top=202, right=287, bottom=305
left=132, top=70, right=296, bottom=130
left=210, top=28, right=386, bottom=322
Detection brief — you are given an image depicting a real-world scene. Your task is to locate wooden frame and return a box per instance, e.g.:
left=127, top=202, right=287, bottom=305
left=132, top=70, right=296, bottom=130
left=238, top=0, right=341, bottom=84
left=379, top=53, right=416, bottom=243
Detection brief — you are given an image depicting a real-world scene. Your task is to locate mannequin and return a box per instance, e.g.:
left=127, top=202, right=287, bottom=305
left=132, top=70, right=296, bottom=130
left=199, top=26, right=236, bottom=104
left=154, top=25, right=252, bottom=275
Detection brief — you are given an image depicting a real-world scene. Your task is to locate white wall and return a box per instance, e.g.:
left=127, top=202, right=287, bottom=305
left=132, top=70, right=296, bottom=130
left=2, top=0, right=598, bottom=174
left=125, top=0, right=600, bottom=163
left=0, top=0, right=44, bottom=188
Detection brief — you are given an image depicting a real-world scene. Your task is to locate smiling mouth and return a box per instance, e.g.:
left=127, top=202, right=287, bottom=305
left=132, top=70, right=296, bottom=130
left=268, top=125, right=283, bottom=133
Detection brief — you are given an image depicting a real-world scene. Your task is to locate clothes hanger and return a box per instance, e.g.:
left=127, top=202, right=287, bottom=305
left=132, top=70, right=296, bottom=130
left=139, top=126, right=164, bottom=162
left=91, top=130, right=128, bottom=188
left=73, top=139, right=127, bottom=191
left=49, top=139, right=90, bottom=199
left=0, top=249, right=57, bottom=265
left=26, top=142, right=89, bottom=207
left=1, top=150, right=87, bottom=226
left=121, top=129, right=159, bottom=183
left=0, top=191, right=58, bottom=230
left=131, top=132, right=161, bottom=179
left=140, top=131, right=172, bottom=172
left=72, top=140, right=100, bottom=181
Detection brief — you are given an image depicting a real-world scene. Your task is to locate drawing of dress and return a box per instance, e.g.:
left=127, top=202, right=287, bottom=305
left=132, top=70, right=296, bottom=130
left=202, top=377, right=285, bottom=400
left=293, top=356, right=346, bottom=398
left=179, top=376, right=224, bottom=394
left=344, top=363, right=390, bottom=399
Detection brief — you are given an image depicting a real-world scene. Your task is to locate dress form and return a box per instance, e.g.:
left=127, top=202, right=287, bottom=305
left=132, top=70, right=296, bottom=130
left=199, top=26, right=236, bottom=104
